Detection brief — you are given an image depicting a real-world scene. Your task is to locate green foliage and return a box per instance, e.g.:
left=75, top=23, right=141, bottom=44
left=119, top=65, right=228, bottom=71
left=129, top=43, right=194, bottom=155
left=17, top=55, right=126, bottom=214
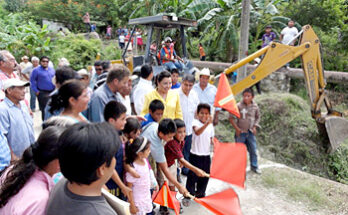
left=51, top=35, right=102, bottom=70
left=328, top=141, right=348, bottom=184
left=100, top=43, right=122, bottom=61
left=0, top=13, right=52, bottom=60
left=4, top=0, right=27, bottom=13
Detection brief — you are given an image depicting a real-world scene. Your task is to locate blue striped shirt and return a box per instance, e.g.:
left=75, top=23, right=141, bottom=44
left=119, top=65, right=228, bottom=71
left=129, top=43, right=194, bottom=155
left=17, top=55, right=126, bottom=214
left=0, top=132, right=10, bottom=170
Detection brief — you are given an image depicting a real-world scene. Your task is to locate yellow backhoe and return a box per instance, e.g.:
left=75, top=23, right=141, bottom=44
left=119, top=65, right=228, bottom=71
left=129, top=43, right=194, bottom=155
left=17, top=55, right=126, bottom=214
left=222, top=25, right=348, bottom=153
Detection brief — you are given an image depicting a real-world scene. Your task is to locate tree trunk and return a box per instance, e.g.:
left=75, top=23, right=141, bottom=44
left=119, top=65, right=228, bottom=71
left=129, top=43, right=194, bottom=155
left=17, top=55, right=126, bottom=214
left=236, top=0, right=251, bottom=84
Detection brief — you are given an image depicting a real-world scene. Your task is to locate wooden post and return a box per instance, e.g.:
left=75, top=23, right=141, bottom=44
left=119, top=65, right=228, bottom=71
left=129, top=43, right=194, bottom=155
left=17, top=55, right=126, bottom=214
left=237, top=0, right=251, bottom=83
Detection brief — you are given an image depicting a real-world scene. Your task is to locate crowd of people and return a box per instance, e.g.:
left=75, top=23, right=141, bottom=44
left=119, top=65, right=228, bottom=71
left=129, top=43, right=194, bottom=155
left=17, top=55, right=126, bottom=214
left=0, top=17, right=294, bottom=213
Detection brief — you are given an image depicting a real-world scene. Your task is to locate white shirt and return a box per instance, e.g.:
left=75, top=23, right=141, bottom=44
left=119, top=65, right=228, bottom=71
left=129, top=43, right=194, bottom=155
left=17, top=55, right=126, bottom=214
left=193, top=83, right=220, bottom=113
left=117, top=92, right=132, bottom=116
left=191, top=119, right=214, bottom=156
left=119, top=35, right=125, bottom=43
left=178, top=87, right=199, bottom=135
left=133, top=78, right=154, bottom=115
left=281, top=26, right=299, bottom=45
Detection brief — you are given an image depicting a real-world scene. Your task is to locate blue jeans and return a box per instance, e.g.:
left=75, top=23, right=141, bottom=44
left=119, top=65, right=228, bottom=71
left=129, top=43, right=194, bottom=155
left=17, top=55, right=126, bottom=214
left=182, top=134, right=192, bottom=175
left=235, top=131, right=258, bottom=169
left=30, top=87, right=36, bottom=110
left=164, top=60, right=183, bottom=71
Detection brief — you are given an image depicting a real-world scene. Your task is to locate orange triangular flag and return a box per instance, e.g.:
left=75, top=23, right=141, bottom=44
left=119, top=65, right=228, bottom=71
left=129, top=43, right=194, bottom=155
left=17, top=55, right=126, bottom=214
left=195, top=189, right=242, bottom=215
left=214, top=73, right=240, bottom=118
left=210, top=138, right=247, bottom=188
left=152, top=181, right=180, bottom=215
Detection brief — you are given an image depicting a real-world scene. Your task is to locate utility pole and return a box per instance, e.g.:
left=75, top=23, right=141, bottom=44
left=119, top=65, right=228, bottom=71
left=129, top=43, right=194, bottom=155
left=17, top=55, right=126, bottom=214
left=236, top=0, right=250, bottom=83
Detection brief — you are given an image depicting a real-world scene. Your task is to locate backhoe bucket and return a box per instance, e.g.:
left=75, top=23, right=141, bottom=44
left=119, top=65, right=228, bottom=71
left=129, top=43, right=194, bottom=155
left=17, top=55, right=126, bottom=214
left=324, top=116, right=348, bottom=153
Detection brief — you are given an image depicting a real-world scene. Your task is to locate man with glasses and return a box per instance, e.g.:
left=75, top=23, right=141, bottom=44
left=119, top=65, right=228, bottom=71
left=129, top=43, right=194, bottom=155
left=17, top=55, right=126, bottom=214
left=0, top=50, right=20, bottom=101
left=30, top=56, right=55, bottom=120
left=160, top=37, right=184, bottom=72
left=90, top=61, right=103, bottom=89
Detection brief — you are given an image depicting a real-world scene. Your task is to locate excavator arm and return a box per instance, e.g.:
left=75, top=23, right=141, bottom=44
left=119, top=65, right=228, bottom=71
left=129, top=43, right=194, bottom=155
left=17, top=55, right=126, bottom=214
left=223, top=25, right=348, bottom=152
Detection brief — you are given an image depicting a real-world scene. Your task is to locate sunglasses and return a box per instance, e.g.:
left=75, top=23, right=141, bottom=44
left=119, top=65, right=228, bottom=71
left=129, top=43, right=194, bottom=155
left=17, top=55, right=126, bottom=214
left=95, top=68, right=103, bottom=71
left=41, top=60, right=49, bottom=63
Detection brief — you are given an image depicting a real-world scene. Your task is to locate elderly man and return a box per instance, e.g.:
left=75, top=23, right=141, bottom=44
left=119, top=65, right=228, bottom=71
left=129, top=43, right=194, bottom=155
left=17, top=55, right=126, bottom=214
left=178, top=74, right=200, bottom=175
left=30, top=56, right=55, bottom=120
left=193, top=68, right=220, bottom=125
left=22, top=56, right=40, bottom=110
left=160, top=37, right=184, bottom=71
left=0, top=51, right=20, bottom=100
left=0, top=79, right=35, bottom=159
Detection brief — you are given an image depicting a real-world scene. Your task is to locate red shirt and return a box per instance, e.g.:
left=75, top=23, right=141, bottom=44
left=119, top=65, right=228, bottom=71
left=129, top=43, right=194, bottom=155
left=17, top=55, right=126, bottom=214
left=165, top=139, right=184, bottom=167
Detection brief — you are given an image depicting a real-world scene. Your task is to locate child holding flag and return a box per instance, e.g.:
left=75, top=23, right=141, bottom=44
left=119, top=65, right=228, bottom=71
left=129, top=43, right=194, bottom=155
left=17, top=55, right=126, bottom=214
left=184, top=103, right=214, bottom=205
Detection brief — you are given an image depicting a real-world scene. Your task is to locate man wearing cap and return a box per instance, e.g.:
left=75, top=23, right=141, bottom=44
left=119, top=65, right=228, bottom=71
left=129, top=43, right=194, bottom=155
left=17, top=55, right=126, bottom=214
left=0, top=79, right=34, bottom=159
left=0, top=51, right=20, bottom=100
left=160, top=37, right=184, bottom=71
left=30, top=56, right=55, bottom=120
left=193, top=68, right=220, bottom=125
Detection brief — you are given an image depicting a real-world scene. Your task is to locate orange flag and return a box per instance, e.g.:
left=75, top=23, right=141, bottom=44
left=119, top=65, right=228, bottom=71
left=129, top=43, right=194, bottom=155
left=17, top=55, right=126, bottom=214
left=152, top=181, right=180, bottom=215
left=210, top=138, right=247, bottom=188
left=214, top=73, right=240, bottom=118
left=195, top=189, right=242, bottom=215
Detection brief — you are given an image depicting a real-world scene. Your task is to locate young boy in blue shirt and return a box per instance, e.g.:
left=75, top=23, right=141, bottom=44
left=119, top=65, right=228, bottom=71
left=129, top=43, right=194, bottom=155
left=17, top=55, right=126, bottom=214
left=141, top=99, right=164, bottom=127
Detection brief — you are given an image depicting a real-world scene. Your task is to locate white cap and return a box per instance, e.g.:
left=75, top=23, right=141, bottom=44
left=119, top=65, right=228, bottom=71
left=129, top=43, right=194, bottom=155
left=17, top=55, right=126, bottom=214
left=164, top=37, right=172, bottom=42
left=77, top=69, right=90, bottom=77
left=3, top=79, right=30, bottom=91
left=199, top=68, right=210, bottom=77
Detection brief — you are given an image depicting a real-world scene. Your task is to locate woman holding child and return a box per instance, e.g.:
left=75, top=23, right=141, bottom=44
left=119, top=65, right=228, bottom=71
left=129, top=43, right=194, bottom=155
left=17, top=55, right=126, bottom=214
left=141, top=70, right=183, bottom=120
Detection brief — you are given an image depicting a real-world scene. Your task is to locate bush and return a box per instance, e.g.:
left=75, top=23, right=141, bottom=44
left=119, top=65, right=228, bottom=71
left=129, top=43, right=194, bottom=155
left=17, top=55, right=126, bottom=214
left=51, top=35, right=102, bottom=70
left=100, top=42, right=122, bottom=61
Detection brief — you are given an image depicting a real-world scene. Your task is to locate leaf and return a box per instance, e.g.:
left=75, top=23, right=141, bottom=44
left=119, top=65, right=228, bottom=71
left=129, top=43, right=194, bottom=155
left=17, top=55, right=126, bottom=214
left=265, top=3, right=279, bottom=15
left=198, top=8, right=223, bottom=25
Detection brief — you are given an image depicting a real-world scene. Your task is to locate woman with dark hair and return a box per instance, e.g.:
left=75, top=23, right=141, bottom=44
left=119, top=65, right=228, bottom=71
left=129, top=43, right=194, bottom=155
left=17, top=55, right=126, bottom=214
left=141, top=70, right=183, bottom=120
left=49, top=79, right=90, bottom=122
left=0, top=126, right=65, bottom=215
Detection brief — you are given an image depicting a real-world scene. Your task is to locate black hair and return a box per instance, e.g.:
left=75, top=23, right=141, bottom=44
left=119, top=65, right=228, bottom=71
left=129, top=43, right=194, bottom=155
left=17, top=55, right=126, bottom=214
left=104, top=100, right=127, bottom=122
left=158, top=118, right=177, bottom=135
left=140, top=64, right=153, bottom=79
left=182, top=74, right=195, bottom=83
left=94, top=60, right=102, bottom=67
left=55, top=66, right=78, bottom=85
left=197, top=103, right=211, bottom=114
left=170, top=68, right=179, bottom=75
left=174, top=118, right=185, bottom=129
left=123, top=118, right=141, bottom=135
left=242, top=87, right=254, bottom=97
left=199, top=43, right=202, bottom=46
left=155, top=70, right=171, bottom=87
left=125, top=136, right=151, bottom=166
left=106, top=64, right=130, bottom=84
left=0, top=126, right=64, bottom=207
left=49, top=80, right=86, bottom=114
left=101, top=60, right=111, bottom=71
left=58, top=122, right=119, bottom=185
left=40, top=56, right=49, bottom=62
left=149, top=99, right=164, bottom=113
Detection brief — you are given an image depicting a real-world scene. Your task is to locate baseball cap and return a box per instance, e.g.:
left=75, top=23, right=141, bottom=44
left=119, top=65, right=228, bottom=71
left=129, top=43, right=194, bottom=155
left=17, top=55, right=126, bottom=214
left=199, top=68, right=210, bottom=77
left=77, top=69, right=90, bottom=77
left=164, top=37, right=172, bottom=43
left=3, top=79, right=30, bottom=91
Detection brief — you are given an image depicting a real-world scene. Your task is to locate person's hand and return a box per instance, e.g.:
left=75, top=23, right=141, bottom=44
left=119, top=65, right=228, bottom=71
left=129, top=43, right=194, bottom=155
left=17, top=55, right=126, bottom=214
left=206, top=115, right=213, bottom=125
left=235, top=127, right=241, bottom=137
left=121, top=186, right=133, bottom=200
left=178, top=184, right=189, bottom=197
left=195, top=169, right=207, bottom=178
left=130, top=204, right=139, bottom=214
left=154, top=185, right=159, bottom=192
left=252, top=126, right=257, bottom=135
left=213, top=115, right=219, bottom=126
left=36, top=92, right=40, bottom=96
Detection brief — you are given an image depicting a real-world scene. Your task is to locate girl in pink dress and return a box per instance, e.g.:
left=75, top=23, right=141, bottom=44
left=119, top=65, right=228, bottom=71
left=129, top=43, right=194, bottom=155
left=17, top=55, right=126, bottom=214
left=125, top=137, right=153, bottom=215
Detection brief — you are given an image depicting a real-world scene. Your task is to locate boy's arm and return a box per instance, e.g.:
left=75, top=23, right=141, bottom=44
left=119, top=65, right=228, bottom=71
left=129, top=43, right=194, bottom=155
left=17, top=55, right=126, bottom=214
left=193, top=116, right=213, bottom=136
left=110, top=170, right=132, bottom=199
left=158, top=162, right=189, bottom=196
left=252, top=107, right=261, bottom=135
left=126, top=182, right=138, bottom=214
left=229, top=115, right=241, bottom=137
left=178, top=158, right=207, bottom=177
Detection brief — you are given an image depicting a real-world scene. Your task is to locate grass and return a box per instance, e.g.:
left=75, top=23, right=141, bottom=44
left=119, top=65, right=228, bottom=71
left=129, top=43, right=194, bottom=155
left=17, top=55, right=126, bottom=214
left=260, top=168, right=330, bottom=210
